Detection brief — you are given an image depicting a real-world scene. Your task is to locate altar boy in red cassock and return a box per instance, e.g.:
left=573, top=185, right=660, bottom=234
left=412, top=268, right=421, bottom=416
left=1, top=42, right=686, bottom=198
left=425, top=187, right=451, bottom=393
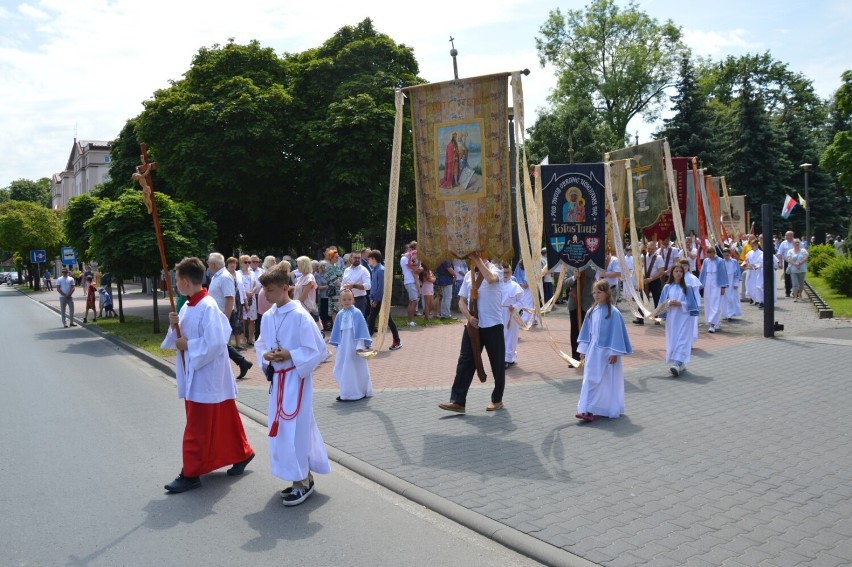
left=161, top=257, right=255, bottom=493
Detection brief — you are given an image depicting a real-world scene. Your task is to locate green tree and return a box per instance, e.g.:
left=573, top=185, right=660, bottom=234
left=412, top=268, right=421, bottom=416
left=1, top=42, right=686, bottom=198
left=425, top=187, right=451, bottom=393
left=0, top=188, right=10, bottom=204
left=137, top=39, right=293, bottom=253
left=536, top=0, right=686, bottom=145
left=822, top=70, right=852, bottom=195
left=97, top=118, right=174, bottom=201
left=86, top=191, right=215, bottom=330
left=281, top=18, right=421, bottom=249
left=6, top=178, right=52, bottom=208
left=654, top=55, right=717, bottom=166
left=0, top=200, right=63, bottom=289
left=527, top=91, right=615, bottom=164
left=62, top=194, right=102, bottom=264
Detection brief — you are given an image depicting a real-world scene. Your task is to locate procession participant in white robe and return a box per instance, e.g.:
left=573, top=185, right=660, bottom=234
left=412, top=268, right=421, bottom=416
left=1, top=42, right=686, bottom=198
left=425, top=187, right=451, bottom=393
left=256, top=261, right=331, bottom=506
left=161, top=257, right=255, bottom=493
left=575, top=280, right=633, bottom=422
left=659, top=265, right=700, bottom=377
left=721, top=248, right=742, bottom=320
left=513, top=261, right=536, bottom=325
left=501, top=267, right=524, bottom=369
left=329, top=289, right=373, bottom=401
left=680, top=260, right=702, bottom=341
left=698, top=247, right=729, bottom=333
left=744, top=246, right=764, bottom=306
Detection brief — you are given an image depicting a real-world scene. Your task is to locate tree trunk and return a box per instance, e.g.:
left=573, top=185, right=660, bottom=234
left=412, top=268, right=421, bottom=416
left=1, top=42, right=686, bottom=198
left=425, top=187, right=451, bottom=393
left=117, top=279, right=125, bottom=323
left=152, top=273, right=161, bottom=334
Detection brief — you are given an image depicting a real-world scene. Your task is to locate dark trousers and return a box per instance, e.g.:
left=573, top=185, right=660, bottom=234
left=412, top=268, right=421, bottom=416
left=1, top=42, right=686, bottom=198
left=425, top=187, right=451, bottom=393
left=648, top=280, right=663, bottom=307
left=255, top=313, right=263, bottom=341
left=354, top=295, right=368, bottom=319
left=569, top=308, right=587, bottom=359
left=228, top=345, right=249, bottom=367
left=543, top=281, right=554, bottom=304
left=783, top=261, right=792, bottom=296
left=319, top=297, right=331, bottom=329
left=367, top=300, right=400, bottom=343
left=450, top=324, right=505, bottom=406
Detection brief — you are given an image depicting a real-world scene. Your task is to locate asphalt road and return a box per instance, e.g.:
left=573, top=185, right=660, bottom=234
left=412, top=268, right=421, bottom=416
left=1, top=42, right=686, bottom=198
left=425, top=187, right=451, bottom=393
left=0, top=286, right=541, bottom=567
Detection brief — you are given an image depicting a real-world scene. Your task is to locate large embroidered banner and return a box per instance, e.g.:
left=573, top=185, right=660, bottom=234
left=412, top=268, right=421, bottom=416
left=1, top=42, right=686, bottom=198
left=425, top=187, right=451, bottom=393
left=541, top=163, right=606, bottom=270
left=606, top=140, right=669, bottom=235
left=407, top=73, right=512, bottom=266
left=641, top=156, right=688, bottom=242
left=605, top=159, right=630, bottom=251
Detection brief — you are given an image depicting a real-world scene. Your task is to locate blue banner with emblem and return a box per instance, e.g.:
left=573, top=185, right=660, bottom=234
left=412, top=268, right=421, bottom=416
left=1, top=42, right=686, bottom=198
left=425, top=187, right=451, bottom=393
left=541, top=163, right=606, bottom=271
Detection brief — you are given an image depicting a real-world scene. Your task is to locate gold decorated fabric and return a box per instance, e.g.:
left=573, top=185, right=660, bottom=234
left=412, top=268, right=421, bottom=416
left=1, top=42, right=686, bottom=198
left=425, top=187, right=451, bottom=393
left=407, top=73, right=512, bottom=267
left=606, top=140, right=668, bottom=233
left=606, top=159, right=630, bottom=251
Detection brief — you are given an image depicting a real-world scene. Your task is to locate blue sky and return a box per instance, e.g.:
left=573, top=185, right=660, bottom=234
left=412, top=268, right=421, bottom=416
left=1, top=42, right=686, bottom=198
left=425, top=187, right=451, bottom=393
left=0, top=0, right=849, bottom=189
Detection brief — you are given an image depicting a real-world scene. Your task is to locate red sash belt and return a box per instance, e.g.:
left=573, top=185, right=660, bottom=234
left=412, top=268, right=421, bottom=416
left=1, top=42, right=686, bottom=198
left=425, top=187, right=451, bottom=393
left=268, top=366, right=304, bottom=437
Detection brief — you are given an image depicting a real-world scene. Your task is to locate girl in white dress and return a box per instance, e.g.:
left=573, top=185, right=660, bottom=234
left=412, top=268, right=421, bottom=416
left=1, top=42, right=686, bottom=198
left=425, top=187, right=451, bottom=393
left=575, top=279, right=633, bottom=422
left=329, top=289, right=373, bottom=401
left=658, top=264, right=699, bottom=377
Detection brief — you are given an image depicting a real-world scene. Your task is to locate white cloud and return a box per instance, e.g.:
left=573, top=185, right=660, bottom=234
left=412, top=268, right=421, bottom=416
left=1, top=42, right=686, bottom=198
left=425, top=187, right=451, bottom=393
left=17, top=3, right=49, bottom=20
left=682, top=28, right=758, bottom=57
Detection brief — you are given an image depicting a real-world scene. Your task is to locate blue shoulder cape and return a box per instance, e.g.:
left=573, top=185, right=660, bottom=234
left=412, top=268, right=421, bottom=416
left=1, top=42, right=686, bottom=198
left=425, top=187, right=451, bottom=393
left=577, top=305, right=632, bottom=355
left=698, top=257, right=729, bottom=288
left=659, top=283, right=700, bottom=317
left=329, top=307, right=373, bottom=348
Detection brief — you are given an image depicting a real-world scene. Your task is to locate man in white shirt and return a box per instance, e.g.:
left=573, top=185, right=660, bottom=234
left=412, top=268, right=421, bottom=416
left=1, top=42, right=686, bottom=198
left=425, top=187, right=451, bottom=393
left=657, top=237, right=681, bottom=283
left=206, top=252, right=253, bottom=379
left=439, top=254, right=505, bottom=413
left=342, top=250, right=371, bottom=318
left=56, top=267, right=77, bottom=327
left=776, top=231, right=795, bottom=298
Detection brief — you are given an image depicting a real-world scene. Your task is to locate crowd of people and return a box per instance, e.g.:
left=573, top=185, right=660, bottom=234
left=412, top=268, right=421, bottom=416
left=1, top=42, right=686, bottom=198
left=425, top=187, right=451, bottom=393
left=49, top=229, right=815, bottom=505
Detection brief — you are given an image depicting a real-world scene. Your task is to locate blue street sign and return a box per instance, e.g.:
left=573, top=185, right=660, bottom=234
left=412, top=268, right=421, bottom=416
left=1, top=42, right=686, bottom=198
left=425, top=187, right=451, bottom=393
left=61, top=247, right=77, bottom=266
left=30, top=249, right=47, bottom=263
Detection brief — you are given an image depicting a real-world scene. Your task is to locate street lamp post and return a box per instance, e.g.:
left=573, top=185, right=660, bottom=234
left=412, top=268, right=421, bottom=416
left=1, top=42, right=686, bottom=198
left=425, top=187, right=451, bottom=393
left=800, top=163, right=811, bottom=245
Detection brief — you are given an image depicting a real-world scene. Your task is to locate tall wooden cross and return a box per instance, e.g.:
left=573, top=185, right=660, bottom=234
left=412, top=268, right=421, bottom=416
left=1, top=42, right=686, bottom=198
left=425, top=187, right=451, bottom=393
left=132, top=144, right=183, bottom=361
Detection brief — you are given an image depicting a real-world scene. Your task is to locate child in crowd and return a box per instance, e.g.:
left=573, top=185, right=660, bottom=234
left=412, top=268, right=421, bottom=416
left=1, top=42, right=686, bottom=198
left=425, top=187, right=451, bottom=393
left=575, top=279, right=632, bottom=422
left=256, top=261, right=330, bottom=506
left=161, top=257, right=255, bottom=493
left=501, top=265, right=524, bottom=370
left=419, top=265, right=436, bottom=322
left=329, top=288, right=374, bottom=401
left=658, top=264, right=699, bottom=377
left=83, top=275, right=97, bottom=323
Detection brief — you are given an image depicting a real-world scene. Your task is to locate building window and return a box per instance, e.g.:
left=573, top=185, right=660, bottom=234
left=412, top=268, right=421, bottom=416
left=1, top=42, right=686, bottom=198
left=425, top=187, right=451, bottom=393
left=104, top=155, right=111, bottom=163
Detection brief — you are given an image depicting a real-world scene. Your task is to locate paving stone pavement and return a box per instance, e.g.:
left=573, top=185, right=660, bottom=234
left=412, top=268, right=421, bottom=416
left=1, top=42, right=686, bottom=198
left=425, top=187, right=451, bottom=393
left=35, top=275, right=852, bottom=565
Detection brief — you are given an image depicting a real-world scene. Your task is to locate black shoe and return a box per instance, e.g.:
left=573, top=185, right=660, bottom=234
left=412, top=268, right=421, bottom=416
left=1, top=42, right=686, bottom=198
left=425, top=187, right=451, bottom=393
left=165, top=473, right=201, bottom=493
left=227, top=452, right=255, bottom=476
left=237, top=361, right=253, bottom=380
left=389, top=342, right=402, bottom=351
left=282, top=479, right=315, bottom=506
left=632, top=318, right=644, bottom=325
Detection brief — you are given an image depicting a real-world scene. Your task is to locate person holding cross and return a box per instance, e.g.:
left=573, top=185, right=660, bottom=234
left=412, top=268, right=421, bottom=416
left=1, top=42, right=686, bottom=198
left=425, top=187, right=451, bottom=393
left=439, top=253, right=505, bottom=413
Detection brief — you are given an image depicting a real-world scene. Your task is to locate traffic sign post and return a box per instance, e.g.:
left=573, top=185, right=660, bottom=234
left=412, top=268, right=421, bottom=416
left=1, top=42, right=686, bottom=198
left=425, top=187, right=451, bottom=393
left=61, top=247, right=77, bottom=266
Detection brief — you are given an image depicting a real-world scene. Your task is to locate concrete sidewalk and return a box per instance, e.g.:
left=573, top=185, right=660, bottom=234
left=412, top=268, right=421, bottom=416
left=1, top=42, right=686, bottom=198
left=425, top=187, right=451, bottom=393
left=31, top=276, right=852, bottom=565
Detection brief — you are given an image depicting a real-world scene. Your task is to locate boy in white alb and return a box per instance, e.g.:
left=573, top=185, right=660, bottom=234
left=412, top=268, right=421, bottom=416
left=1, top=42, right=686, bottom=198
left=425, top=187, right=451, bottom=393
left=161, top=257, right=255, bottom=493
left=256, top=261, right=331, bottom=506
left=329, top=289, right=374, bottom=401
left=501, top=266, right=524, bottom=369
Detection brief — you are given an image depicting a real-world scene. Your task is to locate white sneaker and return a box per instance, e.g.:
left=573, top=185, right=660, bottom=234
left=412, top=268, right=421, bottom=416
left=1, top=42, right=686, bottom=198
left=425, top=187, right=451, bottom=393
left=670, top=365, right=680, bottom=377
left=407, top=321, right=417, bottom=327
left=708, top=326, right=716, bottom=334
left=679, top=363, right=687, bottom=373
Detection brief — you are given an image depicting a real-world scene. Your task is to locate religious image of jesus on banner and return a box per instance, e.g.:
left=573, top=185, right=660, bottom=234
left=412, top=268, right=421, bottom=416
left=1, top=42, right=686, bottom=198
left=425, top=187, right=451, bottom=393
left=541, top=163, right=606, bottom=271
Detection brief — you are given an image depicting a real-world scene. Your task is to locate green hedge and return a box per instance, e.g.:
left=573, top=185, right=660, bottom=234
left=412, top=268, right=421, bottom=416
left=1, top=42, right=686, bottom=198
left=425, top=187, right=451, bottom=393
left=822, top=256, right=852, bottom=297
left=808, top=244, right=837, bottom=276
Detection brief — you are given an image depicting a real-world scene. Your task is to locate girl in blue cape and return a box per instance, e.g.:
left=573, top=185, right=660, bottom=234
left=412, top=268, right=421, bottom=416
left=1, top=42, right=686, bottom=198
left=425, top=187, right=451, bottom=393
left=329, top=289, right=373, bottom=401
left=576, top=279, right=633, bottom=422
left=658, top=264, right=700, bottom=377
